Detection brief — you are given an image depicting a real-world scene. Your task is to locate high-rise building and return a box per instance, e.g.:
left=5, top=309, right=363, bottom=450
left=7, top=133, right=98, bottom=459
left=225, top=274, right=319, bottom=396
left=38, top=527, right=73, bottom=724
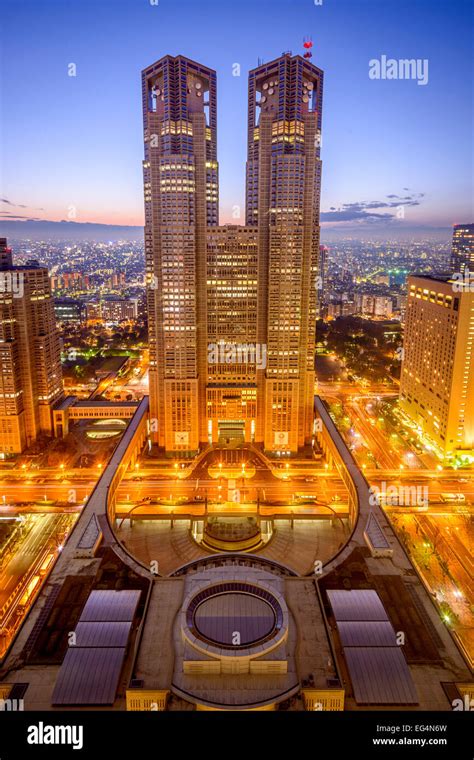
left=143, top=53, right=323, bottom=454
left=142, top=55, right=218, bottom=453
left=451, top=223, right=474, bottom=274
left=0, top=239, right=63, bottom=454
left=206, top=225, right=258, bottom=444
left=399, top=275, right=474, bottom=456
left=246, top=53, right=323, bottom=451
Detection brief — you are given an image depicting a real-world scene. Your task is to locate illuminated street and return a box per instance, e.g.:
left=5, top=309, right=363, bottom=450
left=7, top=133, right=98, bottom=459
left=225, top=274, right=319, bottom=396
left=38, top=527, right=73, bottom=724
left=390, top=511, right=473, bottom=660
left=0, top=512, right=78, bottom=658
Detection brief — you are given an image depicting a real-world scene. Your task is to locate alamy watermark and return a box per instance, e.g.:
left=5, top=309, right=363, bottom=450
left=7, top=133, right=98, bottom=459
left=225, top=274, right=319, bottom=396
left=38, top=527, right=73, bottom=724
left=208, top=342, right=267, bottom=369
left=369, top=481, right=429, bottom=508
left=369, top=55, right=429, bottom=86
left=0, top=271, right=24, bottom=298
left=452, top=268, right=474, bottom=292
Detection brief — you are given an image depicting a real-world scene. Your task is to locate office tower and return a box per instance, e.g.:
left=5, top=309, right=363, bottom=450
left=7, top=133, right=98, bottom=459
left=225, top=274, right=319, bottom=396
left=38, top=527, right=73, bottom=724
left=143, top=53, right=323, bottom=454
left=206, top=225, right=258, bottom=444
left=142, top=55, right=218, bottom=453
left=0, top=239, right=63, bottom=454
left=451, top=223, right=474, bottom=274
left=246, top=53, right=324, bottom=452
left=399, top=275, right=474, bottom=456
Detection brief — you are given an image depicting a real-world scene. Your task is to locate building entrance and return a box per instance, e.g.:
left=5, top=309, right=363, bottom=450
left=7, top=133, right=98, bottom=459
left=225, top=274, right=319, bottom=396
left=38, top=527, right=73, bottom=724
left=218, top=420, right=245, bottom=445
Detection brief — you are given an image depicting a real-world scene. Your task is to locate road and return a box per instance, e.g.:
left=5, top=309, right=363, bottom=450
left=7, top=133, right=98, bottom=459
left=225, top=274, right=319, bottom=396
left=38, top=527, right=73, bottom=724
left=0, top=512, right=77, bottom=658
left=392, top=511, right=473, bottom=657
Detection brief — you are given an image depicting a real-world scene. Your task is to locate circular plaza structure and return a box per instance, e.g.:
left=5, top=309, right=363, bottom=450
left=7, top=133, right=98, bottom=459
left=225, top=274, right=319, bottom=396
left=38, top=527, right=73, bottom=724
left=181, top=580, right=288, bottom=659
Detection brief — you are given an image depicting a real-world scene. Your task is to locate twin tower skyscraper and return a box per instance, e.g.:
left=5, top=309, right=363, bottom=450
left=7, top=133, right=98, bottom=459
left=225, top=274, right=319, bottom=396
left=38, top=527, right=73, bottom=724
left=142, top=53, right=323, bottom=455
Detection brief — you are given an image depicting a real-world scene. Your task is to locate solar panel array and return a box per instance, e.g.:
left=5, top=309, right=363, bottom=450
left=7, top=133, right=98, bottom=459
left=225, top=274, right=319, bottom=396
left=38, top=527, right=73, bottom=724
left=80, top=590, right=141, bottom=622
left=327, top=590, right=418, bottom=705
left=74, top=621, right=132, bottom=648
left=52, top=590, right=141, bottom=705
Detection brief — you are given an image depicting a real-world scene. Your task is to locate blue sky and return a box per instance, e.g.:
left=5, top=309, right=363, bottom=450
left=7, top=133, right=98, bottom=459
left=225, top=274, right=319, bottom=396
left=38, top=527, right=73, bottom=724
left=1, top=0, right=473, bottom=236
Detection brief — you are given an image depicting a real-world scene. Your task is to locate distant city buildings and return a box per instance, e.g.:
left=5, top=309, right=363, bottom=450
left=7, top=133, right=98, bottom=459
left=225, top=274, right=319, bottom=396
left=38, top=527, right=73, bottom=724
left=325, top=294, right=394, bottom=320
left=399, top=274, right=474, bottom=457
left=51, top=270, right=127, bottom=295
left=451, top=223, right=474, bottom=275
left=86, top=297, right=139, bottom=325
left=54, top=298, right=85, bottom=324
left=356, top=294, right=393, bottom=318
left=50, top=272, right=90, bottom=292
left=317, top=245, right=328, bottom=316
left=143, top=53, right=323, bottom=454
left=0, top=239, right=63, bottom=454
left=327, top=300, right=356, bottom=319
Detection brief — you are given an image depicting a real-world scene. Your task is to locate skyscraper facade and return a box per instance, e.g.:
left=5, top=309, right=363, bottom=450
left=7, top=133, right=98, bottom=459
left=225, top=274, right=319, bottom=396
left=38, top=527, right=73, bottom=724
left=0, top=239, right=63, bottom=454
left=451, top=223, right=474, bottom=275
left=399, top=275, right=474, bottom=456
left=246, top=54, right=323, bottom=452
left=206, top=225, right=258, bottom=444
left=142, top=55, right=218, bottom=453
left=143, top=53, right=323, bottom=454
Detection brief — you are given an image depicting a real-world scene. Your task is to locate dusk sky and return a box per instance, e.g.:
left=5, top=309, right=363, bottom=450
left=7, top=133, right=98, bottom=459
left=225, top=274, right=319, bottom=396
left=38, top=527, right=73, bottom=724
left=1, top=0, right=473, bottom=237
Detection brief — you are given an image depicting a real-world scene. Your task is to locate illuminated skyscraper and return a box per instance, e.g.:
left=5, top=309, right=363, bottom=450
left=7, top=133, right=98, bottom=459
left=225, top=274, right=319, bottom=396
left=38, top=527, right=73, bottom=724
left=143, top=53, right=323, bottom=454
left=142, top=56, right=218, bottom=453
left=206, top=225, right=258, bottom=444
left=451, top=223, right=474, bottom=274
left=399, top=275, right=474, bottom=456
left=0, top=239, right=63, bottom=454
left=246, top=53, right=323, bottom=452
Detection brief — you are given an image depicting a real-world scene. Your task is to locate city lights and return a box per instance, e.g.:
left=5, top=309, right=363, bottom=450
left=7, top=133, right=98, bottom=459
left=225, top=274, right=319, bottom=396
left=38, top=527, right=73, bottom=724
left=0, top=2, right=471, bottom=750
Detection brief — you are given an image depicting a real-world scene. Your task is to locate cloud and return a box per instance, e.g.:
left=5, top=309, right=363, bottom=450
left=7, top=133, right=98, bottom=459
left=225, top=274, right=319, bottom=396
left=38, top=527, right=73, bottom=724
left=322, top=191, right=426, bottom=225
left=321, top=209, right=394, bottom=223
left=0, top=212, right=41, bottom=220
left=1, top=198, right=43, bottom=211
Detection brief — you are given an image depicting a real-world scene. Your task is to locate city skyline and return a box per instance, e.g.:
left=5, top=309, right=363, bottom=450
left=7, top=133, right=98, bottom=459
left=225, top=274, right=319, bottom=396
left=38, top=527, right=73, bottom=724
left=1, top=0, right=473, bottom=239
left=0, top=0, right=472, bottom=743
